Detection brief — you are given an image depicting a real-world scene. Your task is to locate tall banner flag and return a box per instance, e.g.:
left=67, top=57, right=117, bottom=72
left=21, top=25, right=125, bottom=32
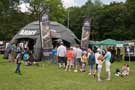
left=81, top=18, right=91, bottom=50
left=40, top=10, right=53, bottom=58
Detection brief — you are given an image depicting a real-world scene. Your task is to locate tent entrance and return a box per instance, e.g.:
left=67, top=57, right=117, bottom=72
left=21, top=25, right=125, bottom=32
left=52, top=38, right=70, bottom=48
left=17, top=38, right=35, bottom=51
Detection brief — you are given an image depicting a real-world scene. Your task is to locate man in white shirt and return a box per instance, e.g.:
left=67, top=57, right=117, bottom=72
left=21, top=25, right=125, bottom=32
left=74, top=45, right=83, bottom=72
left=57, top=42, right=66, bottom=68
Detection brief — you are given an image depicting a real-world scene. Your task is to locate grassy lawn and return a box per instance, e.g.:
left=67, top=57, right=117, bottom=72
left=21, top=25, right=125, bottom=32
left=0, top=54, right=135, bottom=90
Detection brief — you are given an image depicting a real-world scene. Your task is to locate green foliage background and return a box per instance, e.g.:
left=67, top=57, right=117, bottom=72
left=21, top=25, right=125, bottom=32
left=0, top=0, right=135, bottom=41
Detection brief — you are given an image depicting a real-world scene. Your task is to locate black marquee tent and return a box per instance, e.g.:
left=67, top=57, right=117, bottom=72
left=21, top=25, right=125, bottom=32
left=8, top=21, right=79, bottom=60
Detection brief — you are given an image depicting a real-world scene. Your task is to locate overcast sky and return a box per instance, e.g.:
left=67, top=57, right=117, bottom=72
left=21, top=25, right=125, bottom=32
left=62, top=0, right=126, bottom=8
left=19, top=0, right=126, bottom=12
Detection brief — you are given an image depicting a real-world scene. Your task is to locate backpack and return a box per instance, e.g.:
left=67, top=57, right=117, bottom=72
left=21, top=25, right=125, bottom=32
left=110, top=55, right=114, bottom=63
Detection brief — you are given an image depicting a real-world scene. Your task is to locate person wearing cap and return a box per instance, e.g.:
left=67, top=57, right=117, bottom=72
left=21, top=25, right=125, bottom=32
left=95, top=48, right=104, bottom=82
left=57, top=42, right=66, bottom=68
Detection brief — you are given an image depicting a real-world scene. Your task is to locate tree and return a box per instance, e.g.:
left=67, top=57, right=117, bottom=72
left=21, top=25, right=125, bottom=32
left=66, top=0, right=103, bottom=39
left=93, top=3, right=129, bottom=40
left=94, top=0, right=103, bottom=7
left=65, top=7, right=83, bottom=39
left=0, top=0, right=33, bottom=40
left=125, top=0, right=135, bottom=34
left=29, top=0, right=66, bottom=23
left=65, top=0, right=135, bottom=40
left=0, top=0, right=66, bottom=40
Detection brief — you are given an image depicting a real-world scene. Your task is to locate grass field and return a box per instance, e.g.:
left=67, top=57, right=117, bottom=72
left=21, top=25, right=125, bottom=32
left=0, top=54, right=135, bottom=90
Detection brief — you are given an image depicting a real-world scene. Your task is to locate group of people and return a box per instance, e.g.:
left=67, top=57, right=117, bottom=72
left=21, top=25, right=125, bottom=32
left=52, top=42, right=115, bottom=82
left=6, top=41, right=129, bottom=78
left=7, top=43, right=35, bottom=74
left=51, top=42, right=130, bottom=82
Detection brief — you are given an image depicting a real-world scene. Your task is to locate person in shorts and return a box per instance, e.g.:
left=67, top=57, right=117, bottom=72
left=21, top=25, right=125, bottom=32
left=97, top=51, right=104, bottom=82
left=104, top=48, right=112, bottom=80
left=74, top=45, right=83, bottom=72
left=81, top=51, right=88, bottom=72
left=57, top=42, right=66, bottom=68
left=65, top=47, right=74, bottom=71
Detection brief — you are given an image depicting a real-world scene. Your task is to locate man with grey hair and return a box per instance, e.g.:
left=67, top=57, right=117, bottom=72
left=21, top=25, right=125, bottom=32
left=57, top=42, right=66, bottom=68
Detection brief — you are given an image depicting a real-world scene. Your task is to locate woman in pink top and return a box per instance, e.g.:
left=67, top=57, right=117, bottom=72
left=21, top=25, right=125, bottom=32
left=121, top=64, right=130, bottom=76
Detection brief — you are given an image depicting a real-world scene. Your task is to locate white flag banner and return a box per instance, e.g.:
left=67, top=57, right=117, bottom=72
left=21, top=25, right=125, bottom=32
left=40, top=10, right=53, bottom=58
left=81, top=18, right=91, bottom=50
left=40, top=12, right=52, bottom=49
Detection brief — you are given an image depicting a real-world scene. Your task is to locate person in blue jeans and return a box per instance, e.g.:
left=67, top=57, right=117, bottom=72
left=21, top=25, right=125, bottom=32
left=15, top=52, right=22, bottom=74
left=88, top=48, right=95, bottom=76
left=51, top=47, right=57, bottom=64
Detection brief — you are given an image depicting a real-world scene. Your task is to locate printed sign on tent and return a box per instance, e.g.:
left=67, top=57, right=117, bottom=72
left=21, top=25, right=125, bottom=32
left=81, top=18, right=91, bottom=50
left=40, top=10, right=53, bottom=58
left=40, top=11, right=52, bottom=49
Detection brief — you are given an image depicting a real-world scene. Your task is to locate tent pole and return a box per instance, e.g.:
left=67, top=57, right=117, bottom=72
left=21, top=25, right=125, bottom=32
left=39, top=3, right=43, bottom=60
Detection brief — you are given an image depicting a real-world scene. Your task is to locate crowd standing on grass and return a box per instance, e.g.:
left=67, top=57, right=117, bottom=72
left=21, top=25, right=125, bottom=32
left=5, top=41, right=130, bottom=80
left=52, top=42, right=129, bottom=82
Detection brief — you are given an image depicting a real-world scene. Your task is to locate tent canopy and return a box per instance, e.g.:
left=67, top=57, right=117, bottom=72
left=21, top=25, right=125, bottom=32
left=12, top=21, right=80, bottom=45
left=10, top=21, right=80, bottom=60
left=97, top=39, right=126, bottom=45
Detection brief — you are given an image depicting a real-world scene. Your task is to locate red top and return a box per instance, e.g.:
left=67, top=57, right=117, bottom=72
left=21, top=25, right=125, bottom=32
left=66, top=50, right=74, bottom=61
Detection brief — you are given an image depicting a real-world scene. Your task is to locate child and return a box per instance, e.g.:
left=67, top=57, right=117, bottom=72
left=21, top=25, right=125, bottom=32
left=121, top=64, right=130, bottom=76
left=81, top=51, right=88, bottom=72
left=65, top=47, right=74, bottom=71
left=51, top=47, right=57, bottom=64
left=23, top=49, right=29, bottom=65
left=114, top=64, right=130, bottom=77
left=15, top=52, right=22, bottom=74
